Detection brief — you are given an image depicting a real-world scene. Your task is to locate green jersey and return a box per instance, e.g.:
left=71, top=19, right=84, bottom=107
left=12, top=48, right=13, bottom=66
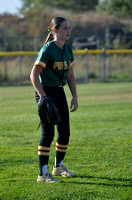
left=34, top=41, right=75, bottom=87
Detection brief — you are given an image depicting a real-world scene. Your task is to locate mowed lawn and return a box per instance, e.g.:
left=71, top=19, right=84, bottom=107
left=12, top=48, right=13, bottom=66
left=0, top=83, right=132, bottom=200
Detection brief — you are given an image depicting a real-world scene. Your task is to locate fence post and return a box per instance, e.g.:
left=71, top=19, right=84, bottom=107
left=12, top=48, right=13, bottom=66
left=3, top=21, right=8, bottom=80
left=102, top=48, right=106, bottom=82
left=105, top=26, right=111, bottom=78
left=34, top=36, right=38, bottom=51
left=85, top=48, right=89, bottom=83
left=19, top=56, right=22, bottom=85
left=97, top=38, right=101, bottom=79
left=4, top=57, right=8, bottom=80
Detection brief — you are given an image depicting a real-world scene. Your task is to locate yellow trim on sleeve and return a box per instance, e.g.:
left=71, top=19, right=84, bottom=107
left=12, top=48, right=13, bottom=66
left=70, top=60, right=75, bottom=67
left=34, top=60, right=46, bottom=68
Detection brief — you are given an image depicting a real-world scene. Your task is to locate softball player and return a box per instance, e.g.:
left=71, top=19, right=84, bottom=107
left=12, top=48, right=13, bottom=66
left=30, top=17, right=78, bottom=183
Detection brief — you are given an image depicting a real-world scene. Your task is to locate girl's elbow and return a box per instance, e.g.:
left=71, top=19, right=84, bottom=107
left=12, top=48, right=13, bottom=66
left=30, top=70, right=33, bottom=82
left=30, top=67, right=36, bottom=83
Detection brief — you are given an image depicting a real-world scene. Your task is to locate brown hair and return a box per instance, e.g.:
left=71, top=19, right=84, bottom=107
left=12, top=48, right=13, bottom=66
left=44, top=17, right=67, bottom=46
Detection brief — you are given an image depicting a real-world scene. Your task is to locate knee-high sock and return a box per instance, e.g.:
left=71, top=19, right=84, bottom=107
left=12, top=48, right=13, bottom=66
left=38, top=145, right=50, bottom=175
left=55, top=142, right=68, bottom=167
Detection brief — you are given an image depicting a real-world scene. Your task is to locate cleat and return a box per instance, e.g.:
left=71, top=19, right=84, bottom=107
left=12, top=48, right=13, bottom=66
left=52, top=165, right=75, bottom=177
left=37, top=173, right=60, bottom=183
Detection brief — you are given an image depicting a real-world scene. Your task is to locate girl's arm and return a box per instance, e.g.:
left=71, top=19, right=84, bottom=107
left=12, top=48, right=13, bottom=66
left=66, top=67, right=78, bottom=112
left=30, top=65, right=47, bottom=98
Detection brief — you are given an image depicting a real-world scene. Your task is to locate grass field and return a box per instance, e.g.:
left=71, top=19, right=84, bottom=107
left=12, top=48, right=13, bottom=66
left=0, top=83, right=132, bottom=200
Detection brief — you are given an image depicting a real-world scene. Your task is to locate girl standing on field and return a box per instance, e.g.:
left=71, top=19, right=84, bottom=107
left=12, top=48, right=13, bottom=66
left=30, top=17, right=78, bottom=183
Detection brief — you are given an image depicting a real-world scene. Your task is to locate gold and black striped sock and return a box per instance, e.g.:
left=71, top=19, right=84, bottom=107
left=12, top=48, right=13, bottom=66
left=38, top=145, right=50, bottom=175
left=55, top=142, right=68, bottom=167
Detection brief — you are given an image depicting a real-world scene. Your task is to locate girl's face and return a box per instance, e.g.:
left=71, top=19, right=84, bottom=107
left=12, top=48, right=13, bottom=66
left=55, top=20, right=71, bottom=41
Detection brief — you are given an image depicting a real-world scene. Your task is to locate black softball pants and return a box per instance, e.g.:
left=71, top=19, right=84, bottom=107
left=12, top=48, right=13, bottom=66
left=35, top=86, right=70, bottom=147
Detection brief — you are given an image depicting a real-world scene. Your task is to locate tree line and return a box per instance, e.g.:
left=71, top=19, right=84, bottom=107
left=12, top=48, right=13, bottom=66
left=0, top=0, right=131, bottom=52
left=20, top=0, right=132, bottom=18
left=20, top=0, right=98, bottom=13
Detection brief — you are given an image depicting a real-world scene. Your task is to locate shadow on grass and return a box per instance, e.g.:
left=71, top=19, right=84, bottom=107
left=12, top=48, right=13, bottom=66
left=65, top=175, right=132, bottom=187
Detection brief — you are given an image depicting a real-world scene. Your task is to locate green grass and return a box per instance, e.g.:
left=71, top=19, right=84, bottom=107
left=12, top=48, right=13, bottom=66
left=0, top=83, right=132, bottom=200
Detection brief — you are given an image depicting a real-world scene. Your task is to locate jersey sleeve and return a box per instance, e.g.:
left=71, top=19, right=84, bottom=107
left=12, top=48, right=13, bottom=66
left=34, top=45, right=50, bottom=68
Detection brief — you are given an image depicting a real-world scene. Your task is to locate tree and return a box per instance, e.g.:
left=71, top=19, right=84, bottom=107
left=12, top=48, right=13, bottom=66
left=20, top=0, right=99, bottom=13
left=97, top=0, right=132, bottom=18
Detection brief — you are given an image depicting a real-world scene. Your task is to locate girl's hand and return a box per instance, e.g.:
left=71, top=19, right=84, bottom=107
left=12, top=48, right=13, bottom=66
left=70, top=96, right=78, bottom=112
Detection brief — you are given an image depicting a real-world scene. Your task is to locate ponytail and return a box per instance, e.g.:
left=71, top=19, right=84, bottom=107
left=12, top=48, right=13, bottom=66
left=44, top=31, right=54, bottom=46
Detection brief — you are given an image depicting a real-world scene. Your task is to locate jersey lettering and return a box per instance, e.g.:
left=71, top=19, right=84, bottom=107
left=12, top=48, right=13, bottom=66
left=54, top=61, right=69, bottom=70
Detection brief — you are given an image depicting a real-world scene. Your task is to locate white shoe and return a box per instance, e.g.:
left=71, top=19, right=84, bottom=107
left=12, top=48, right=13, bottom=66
left=52, top=165, right=75, bottom=177
left=37, top=173, right=60, bottom=183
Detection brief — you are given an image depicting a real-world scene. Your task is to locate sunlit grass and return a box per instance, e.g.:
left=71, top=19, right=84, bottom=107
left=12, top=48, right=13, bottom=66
left=0, top=83, right=132, bottom=200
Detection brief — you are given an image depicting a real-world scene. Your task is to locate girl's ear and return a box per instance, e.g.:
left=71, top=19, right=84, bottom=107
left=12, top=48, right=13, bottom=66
left=53, top=28, right=57, bottom=33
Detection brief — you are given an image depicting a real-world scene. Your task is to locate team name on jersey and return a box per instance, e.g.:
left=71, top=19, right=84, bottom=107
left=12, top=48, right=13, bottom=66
left=54, top=61, right=70, bottom=70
